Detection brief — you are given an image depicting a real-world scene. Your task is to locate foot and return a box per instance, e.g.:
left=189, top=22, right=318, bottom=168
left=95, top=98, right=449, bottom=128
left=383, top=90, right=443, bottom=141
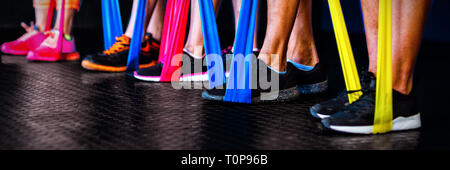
left=133, top=51, right=208, bottom=82
left=310, top=71, right=374, bottom=119
left=1, top=24, right=46, bottom=55
left=321, top=79, right=421, bottom=134
left=178, top=49, right=209, bottom=81
left=26, top=30, right=80, bottom=61
left=202, top=58, right=328, bottom=103
left=81, top=34, right=159, bottom=72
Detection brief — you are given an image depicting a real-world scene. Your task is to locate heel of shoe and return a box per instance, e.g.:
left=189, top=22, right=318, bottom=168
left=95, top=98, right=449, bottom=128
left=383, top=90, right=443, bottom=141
left=62, top=52, right=80, bottom=61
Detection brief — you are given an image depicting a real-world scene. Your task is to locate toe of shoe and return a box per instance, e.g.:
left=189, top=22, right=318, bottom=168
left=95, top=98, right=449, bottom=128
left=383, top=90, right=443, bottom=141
left=321, top=118, right=331, bottom=129
left=310, top=106, right=322, bottom=119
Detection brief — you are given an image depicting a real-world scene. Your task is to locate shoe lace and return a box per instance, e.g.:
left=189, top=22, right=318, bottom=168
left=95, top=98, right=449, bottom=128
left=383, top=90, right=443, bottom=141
left=338, top=70, right=374, bottom=99
left=344, top=87, right=376, bottom=113
left=103, top=36, right=130, bottom=55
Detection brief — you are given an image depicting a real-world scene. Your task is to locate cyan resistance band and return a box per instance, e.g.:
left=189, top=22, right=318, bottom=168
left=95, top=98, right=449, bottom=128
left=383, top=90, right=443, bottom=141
left=328, top=0, right=363, bottom=104
left=102, top=0, right=123, bottom=50
left=373, top=0, right=393, bottom=134
left=159, top=0, right=190, bottom=82
left=126, top=0, right=148, bottom=71
left=199, top=0, right=226, bottom=88
left=223, top=0, right=257, bottom=103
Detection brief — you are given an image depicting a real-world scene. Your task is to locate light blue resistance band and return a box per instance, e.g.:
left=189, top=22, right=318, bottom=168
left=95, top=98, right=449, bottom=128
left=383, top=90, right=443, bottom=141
left=101, top=0, right=123, bottom=50
left=126, top=0, right=148, bottom=71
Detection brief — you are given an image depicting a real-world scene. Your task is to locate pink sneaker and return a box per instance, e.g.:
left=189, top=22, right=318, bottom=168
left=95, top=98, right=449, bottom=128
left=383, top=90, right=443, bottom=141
left=27, top=30, right=80, bottom=61
left=1, top=29, right=46, bottom=56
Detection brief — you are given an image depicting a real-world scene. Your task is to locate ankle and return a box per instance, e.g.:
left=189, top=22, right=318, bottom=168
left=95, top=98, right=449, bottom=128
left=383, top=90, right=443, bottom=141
left=152, top=34, right=161, bottom=43
left=64, top=34, right=72, bottom=41
left=286, top=44, right=319, bottom=66
left=184, top=45, right=204, bottom=58
left=393, top=75, right=414, bottom=95
left=287, top=56, right=318, bottom=66
left=258, top=53, right=286, bottom=72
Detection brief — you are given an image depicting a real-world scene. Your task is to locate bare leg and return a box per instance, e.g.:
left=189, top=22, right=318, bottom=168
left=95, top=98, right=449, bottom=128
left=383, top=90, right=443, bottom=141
left=258, top=0, right=300, bottom=72
left=146, top=0, right=164, bottom=42
left=232, top=0, right=259, bottom=49
left=361, top=0, right=379, bottom=77
left=125, top=0, right=158, bottom=38
left=183, top=0, right=221, bottom=58
left=34, top=6, right=49, bottom=32
left=54, top=8, right=75, bottom=36
left=286, top=0, right=319, bottom=66
left=362, top=0, right=431, bottom=94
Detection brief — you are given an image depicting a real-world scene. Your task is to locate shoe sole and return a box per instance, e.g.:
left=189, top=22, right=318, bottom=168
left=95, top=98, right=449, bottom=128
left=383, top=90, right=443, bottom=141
left=202, top=80, right=328, bottom=103
left=135, top=71, right=231, bottom=82
left=1, top=49, right=28, bottom=56
left=254, top=80, right=328, bottom=103
left=310, top=107, right=330, bottom=119
left=28, top=52, right=80, bottom=61
left=82, top=60, right=157, bottom=72
left=179, top=72, right=230, bottom=82
left=321, top=113, right=421, bottom=134
left=133, top=71, right=161, bottom=82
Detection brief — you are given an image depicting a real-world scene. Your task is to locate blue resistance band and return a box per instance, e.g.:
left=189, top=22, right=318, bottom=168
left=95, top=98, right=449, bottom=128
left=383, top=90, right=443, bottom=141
left=223, top=0, right=257, bottom=103
left=199, top=0, right=226, bottom=89
left=126, top=0, right=148, bottom=71
left=102, top=0, right=123, bottom=50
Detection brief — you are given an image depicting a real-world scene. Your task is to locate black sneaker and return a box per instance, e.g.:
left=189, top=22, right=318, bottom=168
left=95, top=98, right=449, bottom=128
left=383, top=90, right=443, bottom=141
left=81, top=33, right=159, bottom=72
left=202, top=58, right=328, bottom=103
left=310, top=71, right=374, bottom=119
left=133, top=51, right=207, bottom=82
left=178, top=46, right=259, bottom=81
left=321, top=79, right=421, bottom=134
left=179, top=49, right=209, bottom=81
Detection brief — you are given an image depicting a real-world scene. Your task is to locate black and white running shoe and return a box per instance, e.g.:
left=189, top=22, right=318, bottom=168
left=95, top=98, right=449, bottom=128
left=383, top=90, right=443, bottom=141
left=179, top=49, right=209, bottom=81
left=321, top=79, right=421, bottom=134
left=133, top=51, right=207, bottom=82
left=202, top=59, right=328, bottom=103
left=310, top=71, right=374, bottom=119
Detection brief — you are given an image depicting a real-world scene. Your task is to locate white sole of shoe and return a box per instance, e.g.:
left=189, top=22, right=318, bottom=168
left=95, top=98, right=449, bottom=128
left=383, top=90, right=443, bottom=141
left=133, top=75, right=161, bottom=82
left=327, top=113, right=421, bottom=134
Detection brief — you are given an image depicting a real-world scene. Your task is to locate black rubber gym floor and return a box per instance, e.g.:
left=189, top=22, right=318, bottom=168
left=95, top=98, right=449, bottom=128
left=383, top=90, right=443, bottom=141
left=0, top=55, right=423, bottom=150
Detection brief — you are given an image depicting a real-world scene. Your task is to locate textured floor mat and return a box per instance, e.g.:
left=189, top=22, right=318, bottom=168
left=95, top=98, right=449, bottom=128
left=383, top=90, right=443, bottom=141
left=0, top=55, right=420, bottom=150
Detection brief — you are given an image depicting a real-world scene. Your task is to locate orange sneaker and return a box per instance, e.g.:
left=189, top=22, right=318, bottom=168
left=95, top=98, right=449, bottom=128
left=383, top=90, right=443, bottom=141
left=81, top=33, right=159, bottom=72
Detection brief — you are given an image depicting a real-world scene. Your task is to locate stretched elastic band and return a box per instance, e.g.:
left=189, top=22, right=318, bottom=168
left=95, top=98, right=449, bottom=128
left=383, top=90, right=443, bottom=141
left=328, top=0, right=363, bottom=103
left=373, top=0, right=393, bottom=134
left=126, top=0, right=148, bottom=71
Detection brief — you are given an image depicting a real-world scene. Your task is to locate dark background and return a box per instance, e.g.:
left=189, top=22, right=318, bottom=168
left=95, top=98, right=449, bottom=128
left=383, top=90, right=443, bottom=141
left=0, top=0, right=449, bottom=149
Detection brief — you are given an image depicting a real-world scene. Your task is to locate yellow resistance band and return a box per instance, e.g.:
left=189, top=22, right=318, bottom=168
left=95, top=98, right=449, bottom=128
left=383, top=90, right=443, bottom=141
left=328, top=0, right=363, bottom=103
left=373, top=0, right=393, bottom=134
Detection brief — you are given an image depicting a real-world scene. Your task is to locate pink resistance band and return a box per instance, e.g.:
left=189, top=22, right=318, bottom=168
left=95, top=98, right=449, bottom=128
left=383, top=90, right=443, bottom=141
left=158, top=0, right=190, bottom=82
left=56, top=0, right=66, bottom=55
left=45, top=0, right=56, bottom=32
